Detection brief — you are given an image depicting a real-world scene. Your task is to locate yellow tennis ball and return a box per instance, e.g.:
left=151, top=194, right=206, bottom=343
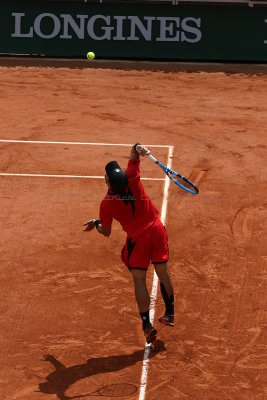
left=87, top=51, right=95, bottom=60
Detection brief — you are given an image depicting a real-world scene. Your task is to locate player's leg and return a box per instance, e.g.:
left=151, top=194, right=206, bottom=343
left=121, top=236, right=151, bottom=314
left=154, top=262, right=175, bottom=326
left=131, top=268, right=157, bottom=343
left=130, top=268, right=149, bottom=313
left=154, top=261, right=174, bottom=297
left=121, top=234, right=157, bottom=343
left=150, top=219, right=174, bottom=326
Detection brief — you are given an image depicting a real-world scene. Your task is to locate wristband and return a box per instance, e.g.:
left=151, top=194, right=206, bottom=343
left=93, top=219, right=101, bottom=228
left=133, top=142, right=141, bottom=152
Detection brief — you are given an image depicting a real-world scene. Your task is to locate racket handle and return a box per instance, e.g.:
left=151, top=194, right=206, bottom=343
left=147, top=153, right=158, bottom=163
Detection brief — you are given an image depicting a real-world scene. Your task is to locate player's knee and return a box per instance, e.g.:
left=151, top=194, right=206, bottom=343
left=154, top=262, right=168, bottom=275
left=131, top=268, right=147, bottom=283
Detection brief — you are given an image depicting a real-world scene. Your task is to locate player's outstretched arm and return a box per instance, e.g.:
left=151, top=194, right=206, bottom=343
left=83, top=219, right=95, bottom=231
left=83, top=219, right=111, bottom=237
left=130, top=143, right=150, bottom=160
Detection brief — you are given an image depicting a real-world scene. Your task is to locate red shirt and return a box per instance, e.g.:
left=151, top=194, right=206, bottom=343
left=99, top=159, right=159, bottom=237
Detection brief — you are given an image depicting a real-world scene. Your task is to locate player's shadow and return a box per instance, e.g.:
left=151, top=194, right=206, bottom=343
left=38, top=339, right=166, bottom=400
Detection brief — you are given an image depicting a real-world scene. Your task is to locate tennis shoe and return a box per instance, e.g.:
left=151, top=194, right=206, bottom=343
left=143, top=323, right=157, bottom=344
left=158, top=314, right=174, bottom=327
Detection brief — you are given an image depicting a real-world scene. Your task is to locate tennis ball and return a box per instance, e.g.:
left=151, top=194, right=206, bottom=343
left=87, top=51, right=95, bottom=60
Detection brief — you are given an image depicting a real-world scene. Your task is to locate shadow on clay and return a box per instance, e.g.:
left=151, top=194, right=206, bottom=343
left=37, top=339, right=166, bottom=400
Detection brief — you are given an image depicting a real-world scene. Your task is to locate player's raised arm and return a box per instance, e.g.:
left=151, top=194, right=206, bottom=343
left=130, top=143, right=150, bottom=160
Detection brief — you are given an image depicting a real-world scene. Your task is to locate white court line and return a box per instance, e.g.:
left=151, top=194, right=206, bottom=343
left=0, top=140, right=168, bottom=181
left=0, top=139, right=170, bottom=148
left=138, top=145, right=174, bottom=400
left=0, top=173, right=165, bottom=181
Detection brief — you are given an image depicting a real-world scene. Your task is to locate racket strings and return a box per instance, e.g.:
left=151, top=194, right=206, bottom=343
left=168, top=171, right=195, bottom=191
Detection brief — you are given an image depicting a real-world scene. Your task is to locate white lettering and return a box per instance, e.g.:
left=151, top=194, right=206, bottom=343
left=113, top=16, right=126, bottom=41
left=264, top=19, right=267, bottom=44
left=11, top=12, right=203, bottom=44
left=60, top=14, right=88, bottom=39
left=34, top=13, right=60, bottom=39
left=181, top=18, right=202, bottom=43
left=11, top=13, right=33, bottom=38
left=87, top=15, right=113, bottom=40
left=156, top=17, right=180, bottom=42
left=127, top=16, right=155, bottom=41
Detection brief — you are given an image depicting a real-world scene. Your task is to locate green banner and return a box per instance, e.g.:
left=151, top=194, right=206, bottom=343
left=0, top=1, right=267, bottom=61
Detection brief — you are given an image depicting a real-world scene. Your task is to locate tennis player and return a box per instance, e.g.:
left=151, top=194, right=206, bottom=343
left=83, top=143, right=174, bottom=344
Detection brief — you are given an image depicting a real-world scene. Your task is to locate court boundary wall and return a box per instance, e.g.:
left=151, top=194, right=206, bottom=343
left=0, top=1, right=267, bottom=61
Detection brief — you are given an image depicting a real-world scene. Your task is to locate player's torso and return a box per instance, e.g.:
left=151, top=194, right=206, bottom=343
left=107, top=181, right=159, bottom=235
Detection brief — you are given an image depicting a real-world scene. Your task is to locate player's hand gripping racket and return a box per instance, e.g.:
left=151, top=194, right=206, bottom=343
left=147, top=152, right=199, bottom=194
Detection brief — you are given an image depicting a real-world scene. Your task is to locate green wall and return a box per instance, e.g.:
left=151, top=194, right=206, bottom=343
left=1, top=1, right=267, bottom=61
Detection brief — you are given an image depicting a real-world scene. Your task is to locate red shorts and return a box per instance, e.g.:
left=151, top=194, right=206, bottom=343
left=121, top=218, right=169, bottom=270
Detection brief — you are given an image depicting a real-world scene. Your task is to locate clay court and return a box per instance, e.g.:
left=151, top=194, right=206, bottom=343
left=0, top=60, right=266, bottom=400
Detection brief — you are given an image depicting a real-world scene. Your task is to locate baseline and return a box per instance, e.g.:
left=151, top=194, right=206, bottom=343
left=0, top=173, right=165, bottom=181
left=0, top=139, right=170, bottom=148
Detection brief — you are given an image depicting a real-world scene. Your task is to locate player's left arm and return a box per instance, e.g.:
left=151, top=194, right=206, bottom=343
left=83, top=219, right=111, bottom=237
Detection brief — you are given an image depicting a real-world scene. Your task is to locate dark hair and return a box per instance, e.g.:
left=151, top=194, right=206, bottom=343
left=105, top=161, right=128, bottom=194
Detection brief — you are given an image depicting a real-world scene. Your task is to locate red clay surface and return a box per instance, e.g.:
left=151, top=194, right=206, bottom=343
left=0, top=62, right=266, bottom=400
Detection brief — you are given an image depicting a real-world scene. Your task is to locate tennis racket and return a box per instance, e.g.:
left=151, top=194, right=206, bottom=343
left=70, top=383, right=137, bottom=398
left=147, top=153, right=199, bottom=194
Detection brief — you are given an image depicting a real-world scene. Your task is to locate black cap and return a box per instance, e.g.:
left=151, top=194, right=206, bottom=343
left=105, top=161, right=128, bottom=194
